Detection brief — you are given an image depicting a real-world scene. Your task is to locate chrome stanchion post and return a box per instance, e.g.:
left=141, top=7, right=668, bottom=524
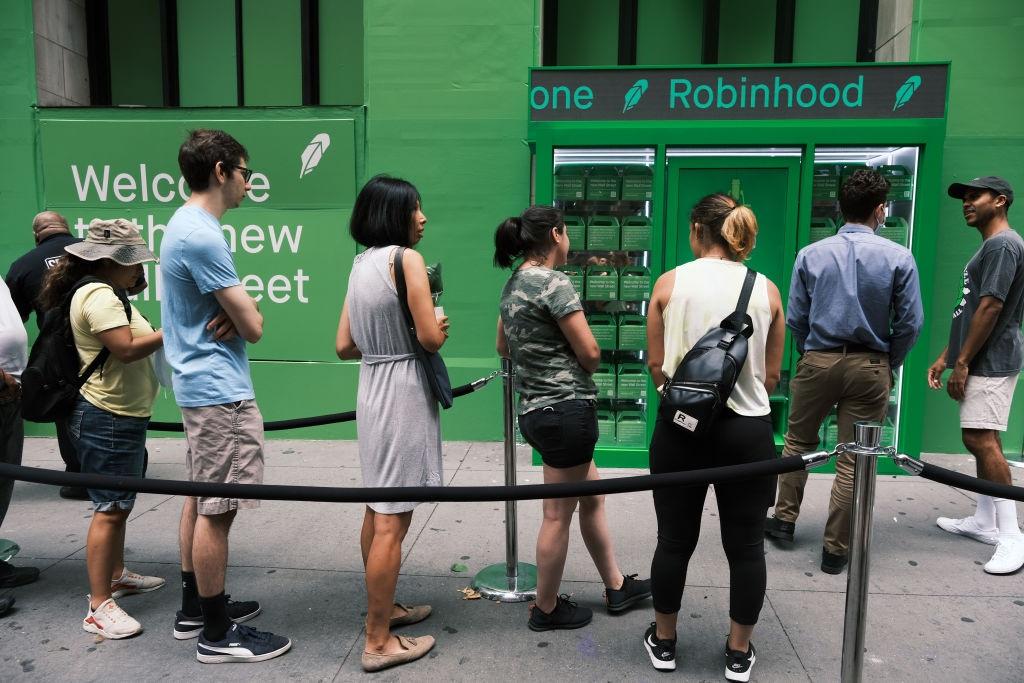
left=472, top=359, right=537, bottom=602
left=840, top=421, right=883, bottom=683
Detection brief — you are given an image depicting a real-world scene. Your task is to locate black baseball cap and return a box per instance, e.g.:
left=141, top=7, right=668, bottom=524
left=947, top=176, right=1014, bottom=206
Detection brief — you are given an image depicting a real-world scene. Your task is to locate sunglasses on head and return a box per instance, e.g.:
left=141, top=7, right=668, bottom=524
left=221, top=162, right=254, bottom=183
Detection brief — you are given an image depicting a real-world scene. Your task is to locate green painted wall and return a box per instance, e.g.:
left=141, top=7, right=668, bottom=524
left=636, top=0, right=703, bottom=65
left=319, top=0, right=364, bottom=104
left=912, top=0, right=1024, bottom=455
left=793, top=0, right=858, bottom=63
left=363, top=0, right=538, bottom=439
left=718, top=0, right=775, bottom=64
left=108, top=0, right=164, bottom=106
left=241, top=0, right=302, bottom=105
left=177, top=0, right=238, bottom=106
left=556, top=0, right=619, bottom=66
left=5, top=0, right=1020, bottom=450
left=0, top=0, right=38, bottom=261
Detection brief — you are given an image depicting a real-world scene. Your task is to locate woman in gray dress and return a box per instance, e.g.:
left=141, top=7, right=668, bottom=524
left=336, top=175, right=449, bottom=672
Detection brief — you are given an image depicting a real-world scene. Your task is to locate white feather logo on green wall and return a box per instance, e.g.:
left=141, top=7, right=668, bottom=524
left=299, top=133, right=331, bottom=178
left=892, top=75, right=922, bottom=111
left=623, top=79, right=649, bottom=113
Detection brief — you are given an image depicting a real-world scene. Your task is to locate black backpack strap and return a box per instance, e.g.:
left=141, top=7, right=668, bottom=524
left=393, top=247, right=415, bottom=329
left=721, top=268, right=757, bottom=336
left=64, top=277, right=134, bottom=386
left=734, top=267, right=757, bottom=316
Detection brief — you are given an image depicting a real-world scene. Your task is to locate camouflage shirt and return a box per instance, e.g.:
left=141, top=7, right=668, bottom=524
left=500, top=267, right=597, bottom=414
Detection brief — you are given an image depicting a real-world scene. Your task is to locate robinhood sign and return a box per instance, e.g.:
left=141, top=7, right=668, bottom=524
left=528, top=64, right=948, bottom=122
left=37, top=112, right=360, bottom=362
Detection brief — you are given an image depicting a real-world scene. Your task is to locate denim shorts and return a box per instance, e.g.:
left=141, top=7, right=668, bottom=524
left=518, top=399, right=598, bottom=469
left=69, top=396, right=148, bottom=512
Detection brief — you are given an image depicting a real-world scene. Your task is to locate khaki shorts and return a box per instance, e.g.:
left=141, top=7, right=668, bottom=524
left=960, top=374, right=1019, bottom=431
left=182, top=400, right=264, bottom=515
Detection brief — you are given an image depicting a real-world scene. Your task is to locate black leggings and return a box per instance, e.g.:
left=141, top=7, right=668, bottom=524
left=649, top=410, right=777, bottom=625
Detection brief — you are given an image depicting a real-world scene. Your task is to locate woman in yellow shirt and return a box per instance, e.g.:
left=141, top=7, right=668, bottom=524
left=39, top=219, right=164, bottom=640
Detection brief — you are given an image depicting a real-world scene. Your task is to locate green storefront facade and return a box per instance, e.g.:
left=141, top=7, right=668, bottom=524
left=1, top=0, right=1021, bottom=456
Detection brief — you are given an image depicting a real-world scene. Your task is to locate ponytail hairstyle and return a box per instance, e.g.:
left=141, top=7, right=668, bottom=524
left=689, top=193, right=758, bottom=261
left=37, top=254, right=104, bottom=311
left=493, top=205, right=565, bottom=269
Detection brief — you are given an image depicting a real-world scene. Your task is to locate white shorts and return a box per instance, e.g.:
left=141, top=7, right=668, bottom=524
left=960, top=374, right=1019, bottom=431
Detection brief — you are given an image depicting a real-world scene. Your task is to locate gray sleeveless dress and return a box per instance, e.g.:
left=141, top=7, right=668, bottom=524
left=346, top=246, right=443, bottom=513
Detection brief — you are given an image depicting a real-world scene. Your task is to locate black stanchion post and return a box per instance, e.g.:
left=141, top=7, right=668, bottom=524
left=472, top=358, right=537, bottom=601
left=840, top=421, right=883, bottom=683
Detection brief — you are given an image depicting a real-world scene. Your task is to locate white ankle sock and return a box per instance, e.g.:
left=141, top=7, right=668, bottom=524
left=993, top=498, right=1022, bottom=536
left=975, top=495, right=997, bottom=528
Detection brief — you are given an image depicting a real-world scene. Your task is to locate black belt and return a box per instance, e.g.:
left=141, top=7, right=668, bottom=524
left=813, top=343, right=881, bottom=354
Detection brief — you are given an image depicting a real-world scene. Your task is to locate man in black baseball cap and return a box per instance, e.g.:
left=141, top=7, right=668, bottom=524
left=929, top=174, right=1024, bottom=575
left=947, top=176, right=1014, bottom=206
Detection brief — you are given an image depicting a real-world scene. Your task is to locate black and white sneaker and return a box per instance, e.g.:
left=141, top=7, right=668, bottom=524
left=642, top=622, right=676, bottom=671
left=174, top=595, right=262, bottom=639
left=196, top=623, right=291, bottom=664
left=725, top=641, right=756, bottom=682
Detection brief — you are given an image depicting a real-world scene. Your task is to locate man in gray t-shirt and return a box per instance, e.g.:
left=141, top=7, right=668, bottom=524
left=928, top=175, right=1024, bottom=575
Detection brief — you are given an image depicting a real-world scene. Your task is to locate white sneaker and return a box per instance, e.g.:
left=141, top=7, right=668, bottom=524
left=984, top=535, right=1024, bottom=575
left=936, top=516, right=999, bottom=545
left=111, top=568, right=166, bottom=599
left=83, top=597, right=143, bottom=639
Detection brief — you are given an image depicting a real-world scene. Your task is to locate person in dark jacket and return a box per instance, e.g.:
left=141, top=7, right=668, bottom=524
left=5, top=212, right=86, bottom=499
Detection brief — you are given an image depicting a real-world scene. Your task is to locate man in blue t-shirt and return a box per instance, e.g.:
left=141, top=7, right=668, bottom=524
left=161, top=130, right=290, bottom=663
left=929, top=176, right=1024, bottom=575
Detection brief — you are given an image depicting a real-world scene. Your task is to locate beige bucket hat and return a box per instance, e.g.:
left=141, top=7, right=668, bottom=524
left=65, top=218, right=157, bottom=266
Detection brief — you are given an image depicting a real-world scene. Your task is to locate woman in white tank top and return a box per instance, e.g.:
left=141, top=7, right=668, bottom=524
left=641, top=194, right=785, bottom=680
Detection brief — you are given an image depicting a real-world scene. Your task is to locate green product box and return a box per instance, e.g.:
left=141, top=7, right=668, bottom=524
left=621, top=165, right=653, bottom=201
left=588, top=313, right=617, bottom=351
left=586, top=215, right=620, bottom=250
left=586, top=166, right=621, bottom=201
left=585, top=264, right=619, bottom=301
left=880, top=217, right=909, bottom=246
left=563, top=215, right=586, bottom=251
left=593, top=363, right=616, bottom=400
left=616, top=362, right=647, bottom=400
left=617, top=314, right=647, bottom=350
left=809, top=217, right=837, bottom=243
left=596, top=409, right=616, bottom=444
left=620, top=216, right=652, bottom=251
left=554, top=165, right=587, bottom=201
left=556, top=264, right=584, bottom=296
left=619, top=266, right=651, bottom=301
left=882, top=420, right=896, bottom=447
left=615, top=411, right=647, bottom=447
left=879, top=165, right=914, bottom=201
left=812, top=164, right=838, bottom=200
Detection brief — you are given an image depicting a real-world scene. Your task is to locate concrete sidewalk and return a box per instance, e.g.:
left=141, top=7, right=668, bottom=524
left=0, top=437, right=1021, bottom=682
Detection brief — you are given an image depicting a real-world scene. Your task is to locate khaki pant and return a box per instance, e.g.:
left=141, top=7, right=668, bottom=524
left=774, top=351, right=891, bottom=555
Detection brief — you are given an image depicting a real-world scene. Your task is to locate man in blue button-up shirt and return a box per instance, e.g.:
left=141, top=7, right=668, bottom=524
left=766, top=169, right=924, bottom=575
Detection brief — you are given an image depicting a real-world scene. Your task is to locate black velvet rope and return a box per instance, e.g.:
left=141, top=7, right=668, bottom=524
left=0, top=455, right=804, bottom=503
left=915, top=461, right=1024, bottom=503
left=146, top=376, right=486, bottom=432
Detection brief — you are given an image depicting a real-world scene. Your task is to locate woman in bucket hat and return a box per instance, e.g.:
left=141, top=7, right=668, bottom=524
left=39, top=218, right=165, bottom=639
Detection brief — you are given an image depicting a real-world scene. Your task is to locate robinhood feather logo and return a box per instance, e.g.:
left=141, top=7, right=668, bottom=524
left=892, top=75, right=922, bottom=111
left=623, top=79, right=649, bottom=113
left=299, top=133, right=331, bottom=178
